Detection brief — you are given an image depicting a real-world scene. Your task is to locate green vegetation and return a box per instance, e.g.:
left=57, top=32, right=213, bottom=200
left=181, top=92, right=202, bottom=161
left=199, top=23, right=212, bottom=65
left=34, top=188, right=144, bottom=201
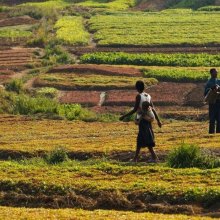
left=55, top=16, right=90, bottom=45
left=88, top=12, right=220, bottom=46
left=81, top=52, right=220, bottom=67
left=45, top=147, right=69, bottom=164
left=0, top=159, right=219, bottom=207
left=78, top=0, right=136, bottom=10
left=42, top=43, right=74, bottom=65
left=171, top=0, right=215, bottom=10
left=5, top=79, right=24, bottom=94
left=34, top=72, right=157, bottom=90
left=0, top=25, right=32, bottom=39
left=198, top=5, right=220, bottom=11
left=167, top=144, right=220, bottom=168
left=36, top=87, right=58, bottom=99
left=19, top=0, right=69, bottom=10
left=142, top=68, right=209, bottom=82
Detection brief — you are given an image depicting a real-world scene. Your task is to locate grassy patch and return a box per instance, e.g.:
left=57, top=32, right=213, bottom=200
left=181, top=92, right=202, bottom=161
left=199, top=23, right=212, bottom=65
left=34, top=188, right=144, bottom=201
left=167, top=144, right=220, bottom=168
left=0, top=206, right=214, bottom=219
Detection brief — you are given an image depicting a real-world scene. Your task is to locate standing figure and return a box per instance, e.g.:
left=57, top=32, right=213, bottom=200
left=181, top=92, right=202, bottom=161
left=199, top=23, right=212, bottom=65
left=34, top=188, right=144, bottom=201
left=204, top=68, right=220, bottom=134
left=120, top=80, right=162, bottom=162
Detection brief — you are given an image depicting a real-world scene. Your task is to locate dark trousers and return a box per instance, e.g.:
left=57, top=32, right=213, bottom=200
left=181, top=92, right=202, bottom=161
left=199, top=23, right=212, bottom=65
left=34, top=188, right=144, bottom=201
left=209, top=100, right=220, bottom=134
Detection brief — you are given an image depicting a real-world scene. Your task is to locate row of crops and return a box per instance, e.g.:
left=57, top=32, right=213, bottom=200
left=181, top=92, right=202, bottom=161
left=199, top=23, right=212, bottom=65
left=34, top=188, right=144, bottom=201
left=88, top=12, right=220, bottom=46
left=80, top=52, right=220, bottom=67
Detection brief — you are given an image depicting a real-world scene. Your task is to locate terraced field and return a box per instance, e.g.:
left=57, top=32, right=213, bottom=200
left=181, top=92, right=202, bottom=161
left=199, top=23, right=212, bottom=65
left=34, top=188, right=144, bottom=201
left=0, top=1, right=220, bottom=219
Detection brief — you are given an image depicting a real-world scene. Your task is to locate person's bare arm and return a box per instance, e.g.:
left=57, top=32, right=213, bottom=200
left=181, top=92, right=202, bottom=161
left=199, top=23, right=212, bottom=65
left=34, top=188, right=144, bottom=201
left=119, top=95, right=140, bottom=121
left=150, top=101, right=162, bottom=127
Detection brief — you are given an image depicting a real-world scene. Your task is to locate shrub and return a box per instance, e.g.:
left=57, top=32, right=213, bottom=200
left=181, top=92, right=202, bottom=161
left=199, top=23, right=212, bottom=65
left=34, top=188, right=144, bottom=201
left=36, top=87, right=58, bottom=99
left=57, top=104, right=97, bottom=121
left=167, top=144, right=220, bottom=168
left=42, top=43, right=73, bottom=65
left=12, top=94, right=58, bottom=115
left=45, top=147, right=69, bottom=164
left=5, top=79, right=23, bottom=94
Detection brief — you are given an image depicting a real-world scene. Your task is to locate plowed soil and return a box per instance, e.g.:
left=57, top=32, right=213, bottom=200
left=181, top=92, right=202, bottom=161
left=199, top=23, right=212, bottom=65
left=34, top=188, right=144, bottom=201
left=0, top=47, right=41, bottom=71
left=133, top=0, right=167, bottom=11
left=70, top=46, right=220, bottom=56
left=104, top=82, right=202, bottom=107
left=59, top=90, right=101, bottom=106
left=0, top=16, right=37, bottom=27
left=49, top=64, right=141, bottom=77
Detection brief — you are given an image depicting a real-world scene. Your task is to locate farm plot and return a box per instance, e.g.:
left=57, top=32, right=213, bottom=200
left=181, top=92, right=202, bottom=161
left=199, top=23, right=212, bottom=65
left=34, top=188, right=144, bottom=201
left=0, top=15, right=37, bottom=27
left=0, top=159, right=219, bottom=214
left=55, top=16, right=90, bottom=46
left=0, top=47, right=41, bottom=71
left=104, top=82, right=200, bottom=107
left=77, top=0, right=136, bottom=10
left=0, top=115, right=219, bottom=158
left=49, top=64, right=142, bottom=77
left=88, top=11, right=220, bottom=46
left=80, top=52, right=220, bottom=67
left=33, top=72, right=157, bottom=90
left=59, top=90, right=101, bottom=106
left=0, top=24, right=33, bottom=46
left=0, top=207, right=214, bottom=220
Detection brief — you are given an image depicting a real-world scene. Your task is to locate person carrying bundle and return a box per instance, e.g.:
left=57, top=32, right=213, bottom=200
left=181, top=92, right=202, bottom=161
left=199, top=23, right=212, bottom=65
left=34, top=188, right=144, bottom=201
left=120, top=80, right=162, bottom=163
left=204, top=68, right=220, bottom=134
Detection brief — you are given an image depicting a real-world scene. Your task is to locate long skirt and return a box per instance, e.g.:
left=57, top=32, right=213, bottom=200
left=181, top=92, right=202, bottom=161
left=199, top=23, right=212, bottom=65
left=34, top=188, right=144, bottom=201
left=137, top=119, right=155, bottom=148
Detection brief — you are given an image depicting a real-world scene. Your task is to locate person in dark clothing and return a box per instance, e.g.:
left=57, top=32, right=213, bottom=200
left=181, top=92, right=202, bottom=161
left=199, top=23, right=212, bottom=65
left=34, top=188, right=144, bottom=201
left=119, top=80, right=162, bottom=162
left=204, top=68, right=220, bottom=134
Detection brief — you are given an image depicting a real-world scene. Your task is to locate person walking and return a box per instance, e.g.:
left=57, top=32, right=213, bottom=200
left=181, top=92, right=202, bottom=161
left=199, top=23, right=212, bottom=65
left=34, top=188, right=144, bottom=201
left=204, top=68, right=220, bottom=134
left=119, top=80, right=162, bottom=162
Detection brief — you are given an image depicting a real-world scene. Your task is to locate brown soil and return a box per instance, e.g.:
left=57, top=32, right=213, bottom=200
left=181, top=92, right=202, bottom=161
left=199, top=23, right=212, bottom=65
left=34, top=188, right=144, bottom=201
left=0, top=47, right=41, bottom=71
left=59, top=90, right=101, bottom=106
left=133, top=0, right=167, bottom=11
left=0, top=13, right=9, bottom=20
left=103, top=82, right=201, bottom=107
left=70, top=46, right=220, bottom=56
left=2, top=0, right=45, bottom=5
left=0, top=16, right=38, bottom=27
left=49, top=64, right=141, bottom=77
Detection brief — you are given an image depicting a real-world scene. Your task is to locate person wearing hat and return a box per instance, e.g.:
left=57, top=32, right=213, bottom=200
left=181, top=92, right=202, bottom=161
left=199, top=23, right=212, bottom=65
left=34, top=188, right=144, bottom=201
left=204, top=68, right=220, bottom=134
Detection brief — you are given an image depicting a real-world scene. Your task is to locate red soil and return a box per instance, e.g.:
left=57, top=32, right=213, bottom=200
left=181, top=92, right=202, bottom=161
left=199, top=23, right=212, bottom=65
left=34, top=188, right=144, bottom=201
left=104, top=82, right=199, bottom=107
left=49, top=64, right=141, bottom=77
left=0, top=16, right=37, bottom=27
left=133, top=0, right=167, bottom=11
left=0, top=13, right=9, bottom=20
left=59, top=91, right=101, bottom=106
left=0, top=47, right=41, bottom=71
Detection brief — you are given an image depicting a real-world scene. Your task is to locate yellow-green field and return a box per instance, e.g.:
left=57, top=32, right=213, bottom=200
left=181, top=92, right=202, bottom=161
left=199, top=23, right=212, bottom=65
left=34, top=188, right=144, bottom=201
left=0, top=115, right=219, bottom=155
left=0, top=207, right=214, bottom=220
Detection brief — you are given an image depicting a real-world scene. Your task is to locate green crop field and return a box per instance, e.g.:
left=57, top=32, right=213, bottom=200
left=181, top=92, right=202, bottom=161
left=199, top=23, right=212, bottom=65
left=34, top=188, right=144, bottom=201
left=81, top=52, right=220, bottom=67
left=142, top=68, right=209, bottom=82
left=55, top=16, right=90, bottom=45
left=0, top=25, right=32, bottom=39
left=88, top=11, right=220, bottom=46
